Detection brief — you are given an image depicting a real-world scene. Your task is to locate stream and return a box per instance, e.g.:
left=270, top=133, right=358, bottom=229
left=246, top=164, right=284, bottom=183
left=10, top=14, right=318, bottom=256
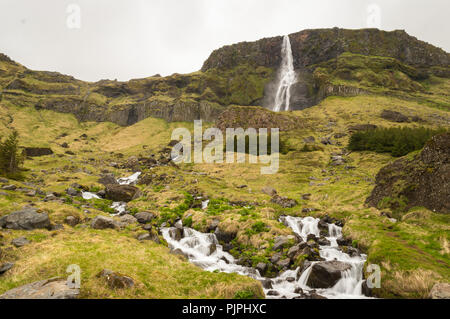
left=162, top=216, right=369, bottom=299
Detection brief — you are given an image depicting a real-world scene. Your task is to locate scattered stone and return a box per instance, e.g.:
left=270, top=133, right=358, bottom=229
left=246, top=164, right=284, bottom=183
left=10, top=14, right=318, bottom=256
left=65, top=187, right=79, bottom=197
left=0, top=262, right=14, bottom=275
left=271, top=195, right=297, bottom=208
left=97, top=269, right=134, bottom=289
left=429, top=283, right=450, bottom=299
left=2, top=184, right=17, bottom=191
left=0, top=208, right=50, bottom=230
left=301, top=193, right=311, bottom=200
left=266, top=290, right=280, bottom=296
left=214, top=227, right=237, bottom=243
left=261, top=279, right=273, bottom=289
left=134, top=212, right=155, bottom=224
left=64, top=216, right=80, bottom=227
left=98, top=173, right=118, bottom=186
left=256, top=262, right=267, bottom=274
left=276, top=258, right=290, bottom=269
left=11, top=236, right=30, bottom=248
left=90, top=215, right=119, bottom=230
left=168, top=228, right=183, bottom=241
left=0, top=278, right=79, bottom=299
left=23, top=147, right=53, bottom=157
left=272, top=236, right=289, bottom=251
left=0, top=177, right=9, bottom=183
left=105, top=185, right=140, bottom=202
left=119, top=214, right=137, bottom=226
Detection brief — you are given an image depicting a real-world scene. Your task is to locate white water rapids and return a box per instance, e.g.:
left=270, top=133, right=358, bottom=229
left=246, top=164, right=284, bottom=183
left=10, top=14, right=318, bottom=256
left=162, top=216, right=369, bottom=299
left=82, top=172, right=142, bottom=215
left=273, top=35, right=296, bottom=112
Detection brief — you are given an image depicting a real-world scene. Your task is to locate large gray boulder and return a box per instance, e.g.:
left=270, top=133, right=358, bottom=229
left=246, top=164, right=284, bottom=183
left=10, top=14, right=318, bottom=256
left=90, top=215, right=120, bottom=230
left=0, top=278, right=79, bottom=299
left=306, top=260, right=352, bottom=288
left=0, top=208, right=50, bottom=230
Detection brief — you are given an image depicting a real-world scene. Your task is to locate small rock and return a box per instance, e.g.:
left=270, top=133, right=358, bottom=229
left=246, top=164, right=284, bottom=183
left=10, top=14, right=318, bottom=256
left=97, top=269, right=134, bottom=289
left=0, top=262, right=14, bottom=275
left=256, top=262, right=267, bottom=274
left=134, top=212, right=155, bottom=224
left=260, top=279, right=273, bottom=289
left=2, top=185, right=17, bottom=191
left=429, top=283, right=450, bottom=299
left=64, top=216, right=80, bottom=227
left=12, top=237, right=30, bottom=247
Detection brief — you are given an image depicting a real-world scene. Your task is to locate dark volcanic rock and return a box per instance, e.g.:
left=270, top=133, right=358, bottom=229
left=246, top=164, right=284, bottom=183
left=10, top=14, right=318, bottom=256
left=97, top=269, right=134, bottom=289
left=23, top=147, right=53, bottom=157
left=105, top=185, right=140, bottom=202
left=0, top=208, right=50, bottom=230
left=306, top=260, right=352, bottom=288
left=366, top=133, right=450, bottom=214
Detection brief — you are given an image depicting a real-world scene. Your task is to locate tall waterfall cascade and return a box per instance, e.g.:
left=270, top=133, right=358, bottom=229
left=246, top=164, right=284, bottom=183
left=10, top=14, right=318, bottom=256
left=273, top=35, right=296, bottom=112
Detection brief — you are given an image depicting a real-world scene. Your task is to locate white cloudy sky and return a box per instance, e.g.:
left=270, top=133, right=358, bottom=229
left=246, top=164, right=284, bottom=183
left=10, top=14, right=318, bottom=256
left=0, top=0, right=448, bottom=82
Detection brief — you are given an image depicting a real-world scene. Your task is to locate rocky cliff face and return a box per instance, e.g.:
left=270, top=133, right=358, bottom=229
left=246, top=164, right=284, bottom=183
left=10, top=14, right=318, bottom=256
left=1, top=28, right=449, bottom=126
left=366, top=132, right=450, bottom=214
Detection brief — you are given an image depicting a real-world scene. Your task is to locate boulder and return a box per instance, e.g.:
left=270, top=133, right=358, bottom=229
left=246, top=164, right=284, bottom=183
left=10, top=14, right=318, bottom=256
left=134, top=212, right=155, bottom=224
left=214, top=227, right=237, bottom=243
left=105, top=184, right=140, bottom=202
left=0, top=262, right=14, bottom=275
left=12, top=237, right=30, bottom=247
left=270, top=195, right=297, bottom=208
left=0, top=278, right=79, bottom=299
left=361, top=279, right=372, bottom=297
left=119, top=214, right=138, bottom=226
left=90, top=215, right=119, bottom=230
left=65, top=188, right=79, bottom=196
left=168, top=228, right=183, bottom=241
left=0, top=208, right=50, bottom=230
left=380, top=109, right=410, bottom=123
left=272, top=236, right=289, bottom=251
left=98, top=174, right=118, bottom=186
left=276, top=258, right=291, bottom=269
left=256, top=262, right=267, bottom=274
left=306, top=261, right=352, bottom=288
left=23, top=147, right=53, bottom=157
left=429, top=283, right=450, bottom=299
left=64, top=216, right=80, bottom=227
left=97, top=269, right=134, bottom=289
left=2, top=184, right=17, bottom=191
left=260, top=279, right=273, bottom=289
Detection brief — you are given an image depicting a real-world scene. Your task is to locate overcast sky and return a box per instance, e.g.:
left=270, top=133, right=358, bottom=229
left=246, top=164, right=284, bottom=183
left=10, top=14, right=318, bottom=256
left=0, top=0, right=448, bottom=82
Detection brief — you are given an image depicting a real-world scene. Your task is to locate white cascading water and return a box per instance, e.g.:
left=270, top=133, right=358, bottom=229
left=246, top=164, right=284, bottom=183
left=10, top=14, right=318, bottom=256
left=81, top=172, right=142, bottom=215
left=273, top=35, right=296, bottom=112
left=162, top=215, right=369, bottom=299
left=162, top=226, right=261, bottom=279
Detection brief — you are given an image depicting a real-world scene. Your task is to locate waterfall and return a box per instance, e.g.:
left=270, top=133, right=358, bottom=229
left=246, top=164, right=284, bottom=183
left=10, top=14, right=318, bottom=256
left=273, top=35, right=296, bottom=112
left=162, top=215, right=369, bottom=299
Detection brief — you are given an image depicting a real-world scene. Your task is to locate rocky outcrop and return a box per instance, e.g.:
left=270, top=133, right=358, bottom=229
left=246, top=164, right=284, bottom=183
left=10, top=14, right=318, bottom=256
left=306, top=260, right=352, bottom=288
left=215, top=105, right=302, bottom=132
left=0, top=208, right=51, bottom=230
left=0, top=278, right=79, bottom=299
left=366, top=133, right=450, bottom=214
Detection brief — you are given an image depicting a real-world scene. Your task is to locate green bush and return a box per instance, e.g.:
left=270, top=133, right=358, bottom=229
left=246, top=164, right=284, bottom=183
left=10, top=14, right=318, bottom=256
left=0, top=131, right=24, bottom=178
left=348, top=127, right=446, bottom=157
